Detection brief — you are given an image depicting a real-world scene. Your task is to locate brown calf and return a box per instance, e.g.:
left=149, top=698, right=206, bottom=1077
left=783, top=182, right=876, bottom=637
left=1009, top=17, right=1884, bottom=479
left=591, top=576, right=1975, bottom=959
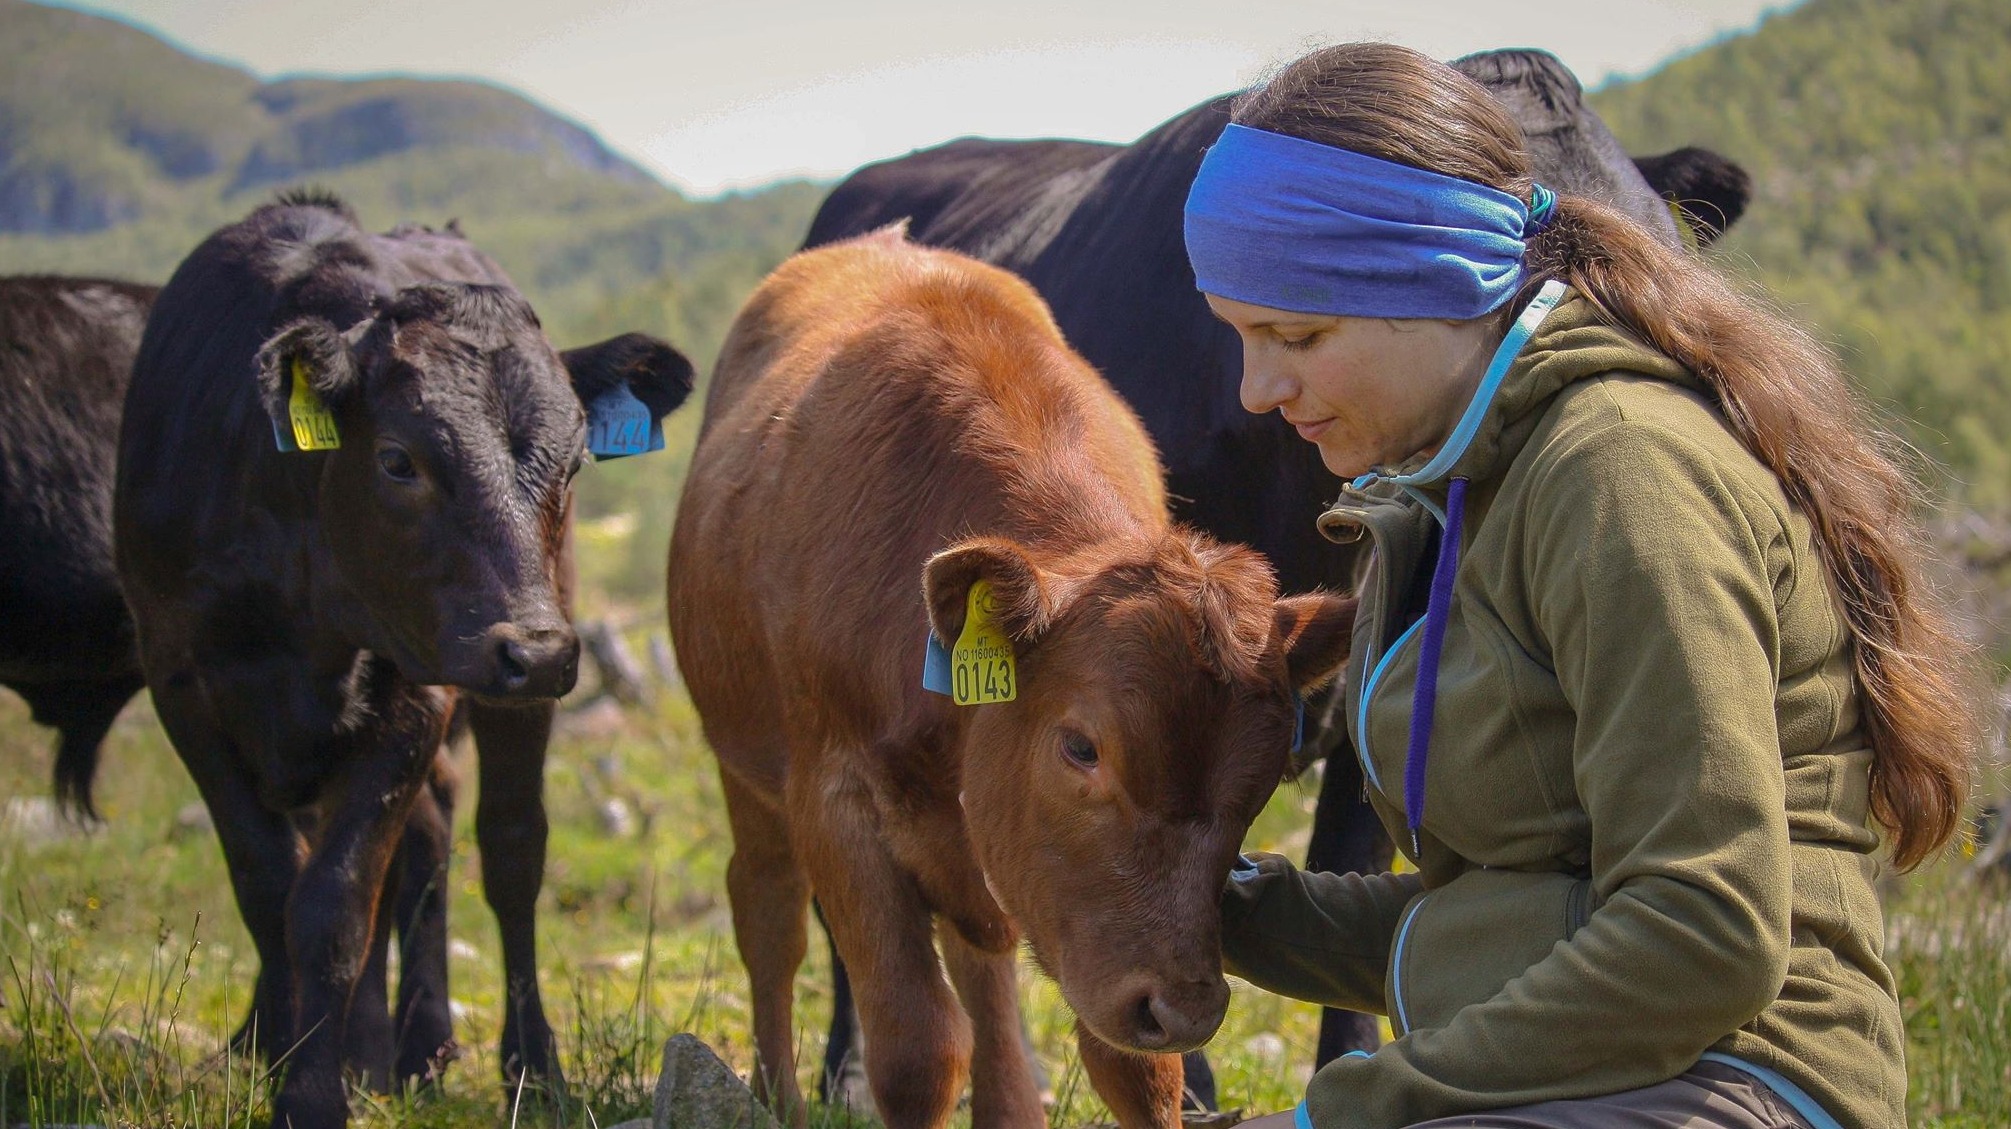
left=666, top=230, right=1355, bottom=1129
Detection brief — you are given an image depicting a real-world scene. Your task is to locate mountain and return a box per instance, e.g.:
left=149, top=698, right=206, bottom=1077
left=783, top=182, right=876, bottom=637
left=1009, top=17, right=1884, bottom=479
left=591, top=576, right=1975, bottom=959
left=0, top=0, right=826, bottom=351
left=1591, top=0, right=2011, bottom=511
left=0, top=0, right=655, bottom=234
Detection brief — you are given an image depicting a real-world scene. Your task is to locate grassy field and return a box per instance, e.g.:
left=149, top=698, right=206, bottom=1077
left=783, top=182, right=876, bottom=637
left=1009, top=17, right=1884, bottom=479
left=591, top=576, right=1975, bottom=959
left=0, top=651, right=1337, bottom=1129
left=1, top=644, right=2005, bottom=1127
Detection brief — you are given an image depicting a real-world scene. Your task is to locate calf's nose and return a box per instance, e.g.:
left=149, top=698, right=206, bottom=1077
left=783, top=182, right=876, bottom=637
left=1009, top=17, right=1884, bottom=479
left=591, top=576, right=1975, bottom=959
left=1125, top=976, right=1228, bottom=1053
left=484, top=622, right=579, bottom=699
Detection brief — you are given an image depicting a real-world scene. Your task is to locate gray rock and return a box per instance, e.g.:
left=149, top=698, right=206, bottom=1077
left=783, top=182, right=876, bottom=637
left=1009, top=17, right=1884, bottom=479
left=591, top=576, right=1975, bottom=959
left=1, top=796, right=88, bottom=848
left=652, top=1033, right=780, bottom=1129
left=597, top=796, right=638, bottom=839
left=170, top=801, right=213, bottom=841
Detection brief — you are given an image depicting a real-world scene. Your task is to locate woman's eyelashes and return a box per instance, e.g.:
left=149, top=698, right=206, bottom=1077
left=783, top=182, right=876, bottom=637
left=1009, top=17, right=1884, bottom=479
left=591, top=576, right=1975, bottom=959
left=1275, top=329, right=1322, bottom=352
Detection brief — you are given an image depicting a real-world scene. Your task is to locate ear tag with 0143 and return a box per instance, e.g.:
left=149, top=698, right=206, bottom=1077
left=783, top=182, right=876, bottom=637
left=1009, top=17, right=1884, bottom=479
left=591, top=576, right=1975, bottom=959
left=950, top=579, right=1017, bottom=705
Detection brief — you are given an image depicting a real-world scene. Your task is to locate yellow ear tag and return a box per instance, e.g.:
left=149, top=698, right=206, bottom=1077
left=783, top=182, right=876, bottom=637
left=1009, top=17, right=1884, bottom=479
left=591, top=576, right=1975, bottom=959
left=950, top=579, right=1017, bottom=705
left=287, top=358, right=340, bottom=450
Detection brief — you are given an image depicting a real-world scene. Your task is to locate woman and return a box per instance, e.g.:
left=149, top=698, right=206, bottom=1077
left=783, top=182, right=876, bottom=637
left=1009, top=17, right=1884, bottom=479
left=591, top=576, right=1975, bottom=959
left=1182, top=43, right=1976, bottom=1129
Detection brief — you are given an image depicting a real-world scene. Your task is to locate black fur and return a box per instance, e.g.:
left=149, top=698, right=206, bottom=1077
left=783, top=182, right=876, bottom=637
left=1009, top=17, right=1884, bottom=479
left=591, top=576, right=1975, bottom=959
left=0, top=275, right=156, bottom=819
left=1632, top=146, right=1754, bottom=243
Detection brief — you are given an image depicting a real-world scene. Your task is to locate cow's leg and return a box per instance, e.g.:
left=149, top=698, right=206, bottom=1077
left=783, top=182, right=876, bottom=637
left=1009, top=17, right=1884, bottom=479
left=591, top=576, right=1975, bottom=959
left=800, top=779, right=970, bottom=1129
left=465, top=699, right=561, bottom=1091
left=720, top=769, right=811, bottom=1124
left=391, top=755, right=458, bottom=1089
left=938, top=924, right=1045, bottom=1128
left=343, top=884, right=397, bottom=1093
left=271, top=689, right=443, bottom=1129
left=814, top=902, right=868, bottom=1110
left=147, top=678, right=301, bottom=1062
left=1076, top=1024, right=1182, bottom=1129
left=1304, top=752, right=1391, bottom=1063
left=1179, top=1050, right=1216, bottom=1113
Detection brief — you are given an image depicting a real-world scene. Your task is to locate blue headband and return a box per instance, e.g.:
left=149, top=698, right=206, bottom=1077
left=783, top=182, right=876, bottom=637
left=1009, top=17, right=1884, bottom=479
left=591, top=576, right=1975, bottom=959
left=1184, top=123, right=1552, bottom=319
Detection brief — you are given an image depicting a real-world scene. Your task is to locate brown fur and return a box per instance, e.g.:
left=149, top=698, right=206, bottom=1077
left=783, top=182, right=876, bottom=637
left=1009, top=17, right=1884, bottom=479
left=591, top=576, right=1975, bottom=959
left=668, top=231, right=1356, bottom=1129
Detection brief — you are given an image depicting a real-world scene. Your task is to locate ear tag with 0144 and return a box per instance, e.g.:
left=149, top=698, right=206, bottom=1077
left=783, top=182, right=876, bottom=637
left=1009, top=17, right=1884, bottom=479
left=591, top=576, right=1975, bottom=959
left=586, top=383, right=663, bottom=459
left=274, top=357, right=340, bottom=452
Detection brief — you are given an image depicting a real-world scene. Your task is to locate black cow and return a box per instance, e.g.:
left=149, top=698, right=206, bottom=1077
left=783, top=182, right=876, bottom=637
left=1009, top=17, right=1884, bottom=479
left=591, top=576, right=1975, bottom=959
left=114, top=192, right=693, bottom=1129
left=803, top=48, right=1751, bottom=1088
left=0, top=276, right=156, bottom=818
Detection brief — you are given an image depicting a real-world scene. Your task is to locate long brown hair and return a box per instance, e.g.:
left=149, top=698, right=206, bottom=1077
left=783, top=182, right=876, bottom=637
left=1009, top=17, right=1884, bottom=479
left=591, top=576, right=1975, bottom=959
left=1235, top=42, right=1977, bottom=870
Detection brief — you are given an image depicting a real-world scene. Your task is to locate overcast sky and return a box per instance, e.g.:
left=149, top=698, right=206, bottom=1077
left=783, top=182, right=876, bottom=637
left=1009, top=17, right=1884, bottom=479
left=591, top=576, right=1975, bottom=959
left=54, top=0, right=1792, bottom=195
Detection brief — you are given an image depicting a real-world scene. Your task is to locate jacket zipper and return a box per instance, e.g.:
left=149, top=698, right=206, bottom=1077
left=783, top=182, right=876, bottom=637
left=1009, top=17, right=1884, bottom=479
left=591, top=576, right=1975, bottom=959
left=1330, top=493, right=1427, bottom=800
left=1356, top=620, right=1424, bottom=792
left=1389, top=893, right=1430, bottom=1036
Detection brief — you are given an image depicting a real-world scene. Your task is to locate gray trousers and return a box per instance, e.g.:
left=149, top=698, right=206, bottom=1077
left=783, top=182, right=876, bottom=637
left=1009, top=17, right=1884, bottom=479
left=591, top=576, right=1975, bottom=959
left=1404, top=1061, right=1818, bottom=1128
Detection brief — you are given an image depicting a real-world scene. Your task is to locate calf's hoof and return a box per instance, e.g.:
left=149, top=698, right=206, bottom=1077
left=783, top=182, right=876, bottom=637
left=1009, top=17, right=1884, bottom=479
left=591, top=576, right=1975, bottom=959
left=397, top=1036, right=462, bottom=1092
left=268, top=1081, right=349, bottom=1129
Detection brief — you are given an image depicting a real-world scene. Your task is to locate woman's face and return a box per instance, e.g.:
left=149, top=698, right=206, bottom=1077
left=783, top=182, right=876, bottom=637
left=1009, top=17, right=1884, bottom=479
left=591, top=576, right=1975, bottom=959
left=1206, top=294, right=1502, bottom=479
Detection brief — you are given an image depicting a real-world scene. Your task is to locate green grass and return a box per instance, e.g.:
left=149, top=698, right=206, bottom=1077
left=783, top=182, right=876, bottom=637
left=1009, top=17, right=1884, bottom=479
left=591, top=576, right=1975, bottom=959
left=0, top=665, right=1337, bottom=1127
left=8, top=672, right=2007, bottom=1126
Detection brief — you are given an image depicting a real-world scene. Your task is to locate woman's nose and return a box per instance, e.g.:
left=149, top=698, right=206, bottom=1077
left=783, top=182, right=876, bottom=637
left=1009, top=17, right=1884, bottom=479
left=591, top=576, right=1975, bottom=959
left=1239, top=356, right=1295, bottom=417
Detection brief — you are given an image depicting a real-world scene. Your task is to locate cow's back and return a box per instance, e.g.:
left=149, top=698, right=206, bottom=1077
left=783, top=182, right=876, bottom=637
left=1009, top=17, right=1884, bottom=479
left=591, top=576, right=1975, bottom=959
left=0, top=277, right=154, bottom=682
left=803, top=58, right=1696, bottom=601
left=670, top=233, right=1163, bottom=788
left=116, top=199, right=514, bottom=611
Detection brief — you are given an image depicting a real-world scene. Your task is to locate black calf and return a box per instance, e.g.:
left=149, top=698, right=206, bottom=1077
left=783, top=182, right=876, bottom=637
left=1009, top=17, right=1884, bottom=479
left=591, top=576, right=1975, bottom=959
left=115, top=193, right=692, bottom=1129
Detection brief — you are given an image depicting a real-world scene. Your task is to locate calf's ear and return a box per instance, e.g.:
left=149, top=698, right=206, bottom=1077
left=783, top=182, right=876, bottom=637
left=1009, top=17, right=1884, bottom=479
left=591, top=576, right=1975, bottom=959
left=924, top=538, right=1055, bottom=647
left=255, top=318, right=356, bottom=449
left=561, top=332, right=696, bottom=423
left=1274, top=592, right=1358, bottom=694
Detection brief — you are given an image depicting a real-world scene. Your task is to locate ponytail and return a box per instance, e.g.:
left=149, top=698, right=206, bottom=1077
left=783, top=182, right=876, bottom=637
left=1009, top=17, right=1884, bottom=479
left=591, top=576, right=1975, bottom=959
left=1521, top=196, right=1979, bottom=870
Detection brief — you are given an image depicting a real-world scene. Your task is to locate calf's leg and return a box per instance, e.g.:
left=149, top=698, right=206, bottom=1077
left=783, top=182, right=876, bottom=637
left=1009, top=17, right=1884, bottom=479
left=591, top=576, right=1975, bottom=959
left=721, top=769, right=812, bottom=1124
left=391, top=756, right=458, bottom=1088
left=271, top=692, right=443, bottom=1129
left=800, top=777, right=971, bottom=1129
left=1077, top=1024, right=1181, bottom=1129
left=467, top=699, right=562, bottom=1091
left=939, top=925, right=1046, bottom=1128
left=343, top=891, right=397, bottom=1092
left=148, top=678, right=302, bottom=1062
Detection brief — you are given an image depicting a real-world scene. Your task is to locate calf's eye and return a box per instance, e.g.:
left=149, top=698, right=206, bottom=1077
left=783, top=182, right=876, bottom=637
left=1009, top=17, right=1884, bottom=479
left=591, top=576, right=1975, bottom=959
left=377, top=445, right=418, bottom=483
left=1061, top=732, right=1099, bottom=770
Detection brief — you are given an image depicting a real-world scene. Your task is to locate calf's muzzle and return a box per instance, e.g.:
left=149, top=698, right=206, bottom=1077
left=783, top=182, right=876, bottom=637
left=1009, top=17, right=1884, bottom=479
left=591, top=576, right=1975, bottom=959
left=1104, top=970, right=1229, bottom=1053
left=468, top=621, right=578, bottom=699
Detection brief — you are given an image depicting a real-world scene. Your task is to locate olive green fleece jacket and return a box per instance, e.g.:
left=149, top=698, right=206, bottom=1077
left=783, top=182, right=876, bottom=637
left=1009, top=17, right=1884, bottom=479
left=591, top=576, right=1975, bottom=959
left=1221, top=290, right=1901, bottom=1129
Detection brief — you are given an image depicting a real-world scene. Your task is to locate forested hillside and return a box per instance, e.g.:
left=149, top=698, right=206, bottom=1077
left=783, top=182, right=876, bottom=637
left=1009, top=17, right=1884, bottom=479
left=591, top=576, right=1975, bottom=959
left=1592, top=0, right=2011, bottom=514
left=6, top=0, right=2007, bottom=609
left=0, top=0, right=652, bottom=235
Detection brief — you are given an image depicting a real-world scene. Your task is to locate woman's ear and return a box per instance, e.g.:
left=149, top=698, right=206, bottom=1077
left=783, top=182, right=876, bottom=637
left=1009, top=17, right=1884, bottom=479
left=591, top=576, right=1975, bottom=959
left=923, top=538, right=1054, bottom=647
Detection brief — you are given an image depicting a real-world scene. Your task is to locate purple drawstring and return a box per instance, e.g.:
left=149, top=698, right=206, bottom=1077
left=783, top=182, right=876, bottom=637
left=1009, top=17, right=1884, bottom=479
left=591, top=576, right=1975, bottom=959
left=1404, top=476, right=1468, bottom=855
